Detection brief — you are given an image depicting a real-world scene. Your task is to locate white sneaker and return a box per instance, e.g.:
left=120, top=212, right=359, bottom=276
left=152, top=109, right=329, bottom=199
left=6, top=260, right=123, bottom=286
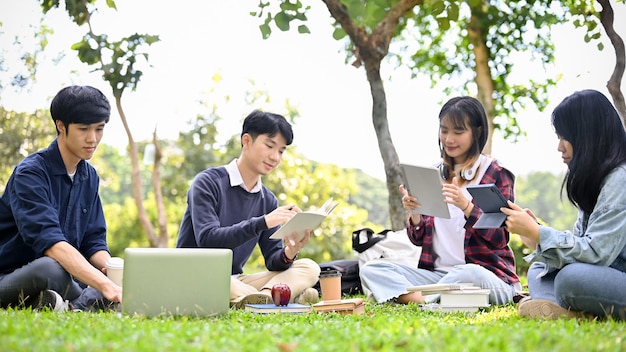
left=230, top=293, right=272, bottom=310
left=518, top=298, right=583, bottom=320
left=36, top=290, right=69, bottom=312
left=294, top=288, right=320, bottom=305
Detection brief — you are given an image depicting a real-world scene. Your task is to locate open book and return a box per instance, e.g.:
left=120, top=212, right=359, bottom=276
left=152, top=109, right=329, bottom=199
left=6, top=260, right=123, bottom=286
left=269, top=198, right=339, bottom=240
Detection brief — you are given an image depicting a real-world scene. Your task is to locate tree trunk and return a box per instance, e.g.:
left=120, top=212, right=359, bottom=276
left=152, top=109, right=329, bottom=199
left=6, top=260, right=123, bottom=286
left=469, top=11, right=496, bottom=155
left=322, top=0, right=422, bottom=230
left=114, top=96, right=160, bottom=247
left=365, top=62, right=406, bottom=230
left=150, top=130, right=170, bottom=247
left=598, top=0, right=626, bottom=123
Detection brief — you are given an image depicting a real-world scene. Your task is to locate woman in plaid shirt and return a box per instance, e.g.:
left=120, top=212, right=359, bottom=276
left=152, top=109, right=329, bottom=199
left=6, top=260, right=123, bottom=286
left=360, top=96, right=521, bottom=305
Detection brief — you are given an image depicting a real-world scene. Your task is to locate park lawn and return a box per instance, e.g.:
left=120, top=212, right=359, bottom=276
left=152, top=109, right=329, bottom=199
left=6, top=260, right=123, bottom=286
left=1, top=300, right=624, bottom=352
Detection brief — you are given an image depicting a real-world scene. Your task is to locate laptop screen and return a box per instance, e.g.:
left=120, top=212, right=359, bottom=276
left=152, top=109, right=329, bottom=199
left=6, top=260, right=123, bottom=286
left=121, top=247, right=232, bottom=317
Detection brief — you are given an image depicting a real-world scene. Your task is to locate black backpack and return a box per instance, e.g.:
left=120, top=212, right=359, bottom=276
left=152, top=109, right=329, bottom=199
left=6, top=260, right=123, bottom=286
left=313, top=259, right=362, bottom=295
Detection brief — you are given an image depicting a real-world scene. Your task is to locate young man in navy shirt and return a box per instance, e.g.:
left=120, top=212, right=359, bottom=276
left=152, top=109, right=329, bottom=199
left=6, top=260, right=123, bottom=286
left=176, top=110, right=321, bottom=308
left=0, top=85, right=122, bottom=311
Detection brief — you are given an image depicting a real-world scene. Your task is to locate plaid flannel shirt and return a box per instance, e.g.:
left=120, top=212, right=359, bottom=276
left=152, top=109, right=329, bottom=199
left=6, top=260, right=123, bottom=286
left=407, top=160, right=520, bottom=285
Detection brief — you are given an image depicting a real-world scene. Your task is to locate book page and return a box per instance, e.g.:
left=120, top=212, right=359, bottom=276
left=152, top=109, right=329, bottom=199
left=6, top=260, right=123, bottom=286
left=269, top=198, right=338, bottom=240
left=407, top=283, right=477, bottom=293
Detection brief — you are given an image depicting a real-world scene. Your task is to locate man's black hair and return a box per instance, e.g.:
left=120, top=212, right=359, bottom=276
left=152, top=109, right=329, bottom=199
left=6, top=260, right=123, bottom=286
left=241, top=110, right=293, bottom=145
left=50, top=85, right=111, bottom=134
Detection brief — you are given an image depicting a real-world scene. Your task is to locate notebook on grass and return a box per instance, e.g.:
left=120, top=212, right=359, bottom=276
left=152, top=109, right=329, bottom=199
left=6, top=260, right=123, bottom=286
left=122, top=247, right=232, bottom=318
left=400, top=163, right=451, bottom=219
left=466, top=184, right=510, bottom=229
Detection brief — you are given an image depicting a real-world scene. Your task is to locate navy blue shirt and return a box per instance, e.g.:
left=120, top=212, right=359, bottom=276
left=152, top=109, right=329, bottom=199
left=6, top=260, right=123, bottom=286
left=0, top=139, right=109, bottom=274
left=176, top=165, right=292, bottom=275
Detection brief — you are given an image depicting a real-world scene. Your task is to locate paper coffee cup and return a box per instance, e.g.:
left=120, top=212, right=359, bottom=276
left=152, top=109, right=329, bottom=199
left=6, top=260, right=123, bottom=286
left=319, top=269, right=342, bottom=302
left=105, top=257, right=124, bottom=287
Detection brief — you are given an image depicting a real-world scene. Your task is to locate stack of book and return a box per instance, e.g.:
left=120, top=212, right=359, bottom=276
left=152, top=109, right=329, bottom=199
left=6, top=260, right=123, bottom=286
left=407, top=283, right=490, bottom=313
left=243, top=298, right=366, bottom=315
left=312, top=298, right=365, bottom=315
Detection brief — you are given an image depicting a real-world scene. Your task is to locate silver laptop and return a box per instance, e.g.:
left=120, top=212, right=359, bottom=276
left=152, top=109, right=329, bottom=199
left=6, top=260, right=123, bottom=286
left=122, top=247, right=232, bottom=318
left=400, top=163, right=451, bottom=219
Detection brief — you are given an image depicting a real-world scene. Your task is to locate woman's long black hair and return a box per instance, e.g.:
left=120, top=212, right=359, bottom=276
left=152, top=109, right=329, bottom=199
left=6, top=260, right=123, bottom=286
left=552, top=89, right=626, bottom=214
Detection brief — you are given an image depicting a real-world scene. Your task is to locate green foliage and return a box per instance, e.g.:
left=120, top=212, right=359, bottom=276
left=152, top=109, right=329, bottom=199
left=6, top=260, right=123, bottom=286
left=253, top=0, right=312, bottom=39
left=40, top=0, right=89, bottom=25
left=561, top=0, right=624, bottom=50
left=0, top=107, right=54, bottom=192
left=71, top=33, right=160, bottom=97
left=0, top=22, right=55, bottom=90
left=103, top=198, right=145, bottom=256
left=38, top=0, right=159, bottom=97
left=170, top=112, right=222, bottom=189
left=102, top=192, right=189, bottom=257
left=40, top=0, right=116, bottom=25
left=515, top=171, right=578, bottom=231
left=2, top=304, right=626, bottom=351
left=89, top=144, right=135, bottom=205
left=346, top=168, right=390, bottom=228
left=91, top=141, right=170, bottom=206
left=400, top=1, right=563, bottom=141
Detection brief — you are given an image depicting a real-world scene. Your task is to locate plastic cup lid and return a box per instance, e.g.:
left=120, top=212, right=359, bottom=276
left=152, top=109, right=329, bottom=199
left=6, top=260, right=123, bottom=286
left=319, top=269, right=342, bottom=278
left=106, top=257, right=124, bottom=269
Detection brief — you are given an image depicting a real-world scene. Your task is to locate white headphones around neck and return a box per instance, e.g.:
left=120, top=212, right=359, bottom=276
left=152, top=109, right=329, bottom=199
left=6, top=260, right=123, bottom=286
left=439, top=155, right=483, bottom=181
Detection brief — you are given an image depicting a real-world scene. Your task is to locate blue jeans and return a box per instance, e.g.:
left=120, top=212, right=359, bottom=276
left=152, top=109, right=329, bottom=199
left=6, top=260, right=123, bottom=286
left=359, top=261, right=520, bottom=305
left=0, top=256, right=112, bottom=311
left=527, top=262, right=626, bottom=320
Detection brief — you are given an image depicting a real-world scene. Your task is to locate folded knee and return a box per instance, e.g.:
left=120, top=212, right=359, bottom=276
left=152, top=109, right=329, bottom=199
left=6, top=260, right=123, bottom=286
left=293, top=258, right=321, bottom=277
left=30, top=257, right=73, bottom=287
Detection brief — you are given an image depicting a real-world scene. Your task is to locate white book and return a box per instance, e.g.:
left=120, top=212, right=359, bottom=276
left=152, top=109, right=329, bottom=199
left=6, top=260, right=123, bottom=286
left=269, top=198, right=338, bottom=240
left=439, top=289, right=490, bottom=307
left=420, top=304, right=483, bottom=314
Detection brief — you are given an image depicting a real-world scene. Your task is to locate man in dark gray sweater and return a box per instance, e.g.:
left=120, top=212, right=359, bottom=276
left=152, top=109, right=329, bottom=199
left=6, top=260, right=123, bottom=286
left=176, top=110, right=320, bottom=308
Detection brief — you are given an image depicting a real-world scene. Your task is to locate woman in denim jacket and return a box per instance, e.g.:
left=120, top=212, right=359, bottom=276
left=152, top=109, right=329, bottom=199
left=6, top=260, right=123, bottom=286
left=503, top=89, right=626, bottom=320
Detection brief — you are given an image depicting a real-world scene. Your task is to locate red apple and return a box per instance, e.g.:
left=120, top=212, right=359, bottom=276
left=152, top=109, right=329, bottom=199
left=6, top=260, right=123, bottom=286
left=271, top=283, right=291, bottom=306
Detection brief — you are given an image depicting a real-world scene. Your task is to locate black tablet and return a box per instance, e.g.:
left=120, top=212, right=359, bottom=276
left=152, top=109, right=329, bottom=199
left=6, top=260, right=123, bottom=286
left=466, top=184, right=510, bottom=229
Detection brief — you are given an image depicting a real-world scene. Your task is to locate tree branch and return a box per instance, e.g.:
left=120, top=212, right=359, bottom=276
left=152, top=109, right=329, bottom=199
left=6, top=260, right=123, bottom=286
left=598, top=0, right=626, bottom=121
left=321, top=0, right=422, bottom=67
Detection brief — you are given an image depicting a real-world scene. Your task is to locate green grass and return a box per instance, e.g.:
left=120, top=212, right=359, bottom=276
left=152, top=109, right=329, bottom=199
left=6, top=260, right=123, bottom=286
left=1, top=301, right=625, bottom=352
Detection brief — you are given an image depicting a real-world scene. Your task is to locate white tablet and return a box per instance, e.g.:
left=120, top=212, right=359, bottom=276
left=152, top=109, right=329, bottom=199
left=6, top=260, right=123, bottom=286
left=400, top=163, right=451, bottom=219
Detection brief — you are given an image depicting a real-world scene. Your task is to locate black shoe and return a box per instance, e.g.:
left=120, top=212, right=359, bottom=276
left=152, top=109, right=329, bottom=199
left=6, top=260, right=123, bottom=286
left=35, top=290, right=69, bottom=312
